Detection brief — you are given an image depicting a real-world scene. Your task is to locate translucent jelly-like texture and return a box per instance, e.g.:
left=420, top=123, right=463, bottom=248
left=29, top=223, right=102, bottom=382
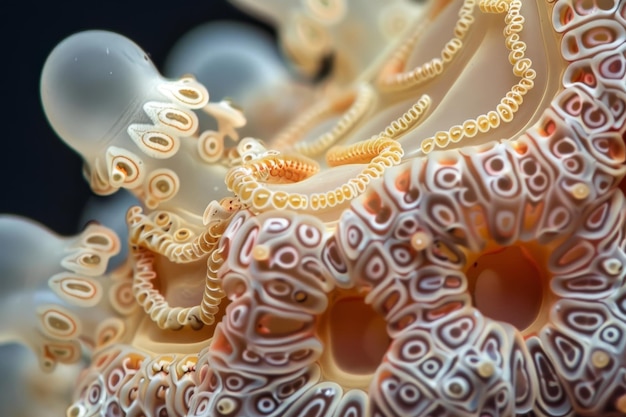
left=41, top=29, right=248, bottom=216
left=41, top=30, right=159, bottom=159
left=3, top=0, right=626, bottom=416
left=164, top=21, right=317, bottom=141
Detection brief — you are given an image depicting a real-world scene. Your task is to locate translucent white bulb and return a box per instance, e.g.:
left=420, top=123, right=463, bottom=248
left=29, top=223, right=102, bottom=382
left=40, top=30, right=159, bottom=158
left=165, top=22, right=287, bottom=103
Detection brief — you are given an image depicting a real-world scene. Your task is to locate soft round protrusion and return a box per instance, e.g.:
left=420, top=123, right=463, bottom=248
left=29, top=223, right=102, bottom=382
left=14, top=0, right=626, bottom=416
left=41, top=30, right=159, bottom=158
left=164, top=22, right=286, bottom=104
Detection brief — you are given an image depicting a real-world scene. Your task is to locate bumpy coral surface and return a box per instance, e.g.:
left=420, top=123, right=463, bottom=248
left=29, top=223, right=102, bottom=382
left=2, top=0, right=626, bottom=416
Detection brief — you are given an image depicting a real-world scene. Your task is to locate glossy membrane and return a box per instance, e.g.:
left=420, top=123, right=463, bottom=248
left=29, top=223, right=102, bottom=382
left=2, top=0, right=626, bottom=416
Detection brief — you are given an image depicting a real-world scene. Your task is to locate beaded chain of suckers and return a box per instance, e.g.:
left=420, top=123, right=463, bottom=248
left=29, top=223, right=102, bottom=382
left=3, top=0, right=626, bottom=416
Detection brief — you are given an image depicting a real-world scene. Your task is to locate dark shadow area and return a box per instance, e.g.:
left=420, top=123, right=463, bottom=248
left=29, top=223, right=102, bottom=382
left=0, top=3, right=273, bottom=416
left=0, top=0, right=273, bottom=236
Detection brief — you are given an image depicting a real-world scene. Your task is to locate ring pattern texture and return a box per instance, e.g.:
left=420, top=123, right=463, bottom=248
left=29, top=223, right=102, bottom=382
left=11, top=0, right=626, bottom=416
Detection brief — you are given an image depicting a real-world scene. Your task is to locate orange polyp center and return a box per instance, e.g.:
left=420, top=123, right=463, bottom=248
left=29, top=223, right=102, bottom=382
left=318, top=294, right=391, bottom=389
left=466, top=245, right=546, bottom=333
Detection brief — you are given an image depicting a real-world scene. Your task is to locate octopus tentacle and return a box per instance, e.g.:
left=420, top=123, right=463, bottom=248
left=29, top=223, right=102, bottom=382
left=225, top=136, right=404, bottom=213
left=377, top=94, right=432, bottom=140
left=326, top=135, right=403, bottom=167
left=7, top=0, right=626, bottom=415
left=272, top=84, right=375, bottom=156
left=0, top=218, right=132, bottom=373
left=199, top=242, right=228, bottom=325
left=126, top=206, right=221, bottom=264
left=420, top=0, right=536, bottom=153
left=127, top=203, right=237, bottom=329
left=377, top=0, right=476, bottom=92
left=242, top=153, right=320, bottom=184
left=131, top=246, right=204, bottom=330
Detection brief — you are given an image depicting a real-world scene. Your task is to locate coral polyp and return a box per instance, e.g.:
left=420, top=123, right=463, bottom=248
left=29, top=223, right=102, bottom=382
left=2, top=0, right=626, bottom=416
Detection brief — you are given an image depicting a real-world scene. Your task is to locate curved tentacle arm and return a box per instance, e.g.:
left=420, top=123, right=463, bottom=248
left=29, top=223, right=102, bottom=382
left=129, top=79, right=247, bottom=163
left=198, top=198, right=245, bottom=325
left=199, top=244, right=227, bottom=325
left=377, top=0, right=476, bottom=91
left=420, top=0, right=534, bottom=153
left=326, top=135, right=403, bottom=166
left=376, top=0, right=534, bottom=155
left=0, top=217, right=134, bottom=371
left=127, top=198, right=241, bottom=330
left=131, top=246, right=205, bottom=330
left=126, top=206, right=222, bottom=264
left=377, top=94, right=432, bottom=140
left=272, top=84, right=375, bottom=157
left=240, top=153, right=320, bottom=184
left=223, top=136, right=404, bottom=214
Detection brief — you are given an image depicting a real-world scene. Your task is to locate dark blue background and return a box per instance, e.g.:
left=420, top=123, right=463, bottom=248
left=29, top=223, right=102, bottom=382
left=0, top=1, right=273, bottom=236
left=0, top=3, right=273, bottom=416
